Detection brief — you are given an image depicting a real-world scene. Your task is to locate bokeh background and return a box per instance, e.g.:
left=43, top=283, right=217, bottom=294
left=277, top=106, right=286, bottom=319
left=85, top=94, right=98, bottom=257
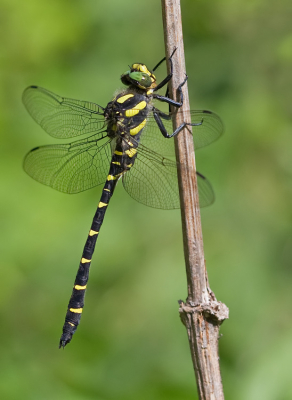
left=1, top=0, right=292, bottom=399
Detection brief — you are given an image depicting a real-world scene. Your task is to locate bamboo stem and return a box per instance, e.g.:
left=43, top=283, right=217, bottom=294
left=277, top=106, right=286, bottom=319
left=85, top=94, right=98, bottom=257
left=161, top=1, right=228, bottom=399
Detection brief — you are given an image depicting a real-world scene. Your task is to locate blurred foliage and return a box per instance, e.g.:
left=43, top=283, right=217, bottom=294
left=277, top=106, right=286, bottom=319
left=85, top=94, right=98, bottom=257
left=1, top=0, right=292, bottom=399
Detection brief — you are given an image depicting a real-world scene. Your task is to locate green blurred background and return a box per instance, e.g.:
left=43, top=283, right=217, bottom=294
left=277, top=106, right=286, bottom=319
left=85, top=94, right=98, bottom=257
left=1, top=0, right=292, bottom=399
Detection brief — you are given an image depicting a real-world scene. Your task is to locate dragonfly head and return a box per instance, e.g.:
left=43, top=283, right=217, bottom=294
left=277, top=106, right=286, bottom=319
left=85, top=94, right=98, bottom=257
left=121, top=63, right=157, bottom=90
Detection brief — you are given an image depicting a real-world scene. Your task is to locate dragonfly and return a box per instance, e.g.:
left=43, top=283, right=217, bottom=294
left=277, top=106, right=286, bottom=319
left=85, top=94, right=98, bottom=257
left=23, top=49, right=223, bottom=348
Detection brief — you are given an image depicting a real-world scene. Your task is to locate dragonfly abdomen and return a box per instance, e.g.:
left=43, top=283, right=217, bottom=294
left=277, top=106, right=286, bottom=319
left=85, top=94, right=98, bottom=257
left=59, top=139, right=138, bottom=348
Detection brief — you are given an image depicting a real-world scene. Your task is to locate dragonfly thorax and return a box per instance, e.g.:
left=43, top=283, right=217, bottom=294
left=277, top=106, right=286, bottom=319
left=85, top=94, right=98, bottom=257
left=104, top=90, right=151, bottom=140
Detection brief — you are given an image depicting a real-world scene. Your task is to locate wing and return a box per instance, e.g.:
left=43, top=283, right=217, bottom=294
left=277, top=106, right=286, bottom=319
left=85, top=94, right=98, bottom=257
left=22, top=86, right=106, bottom=139
left=23, top=134, right=112, bottom=193
left=122, top=143, right=214, bottom=209
left=139, top=110, right=223, bottom=156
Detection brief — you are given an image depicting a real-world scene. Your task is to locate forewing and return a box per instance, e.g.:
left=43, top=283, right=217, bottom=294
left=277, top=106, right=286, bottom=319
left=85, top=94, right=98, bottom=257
left=140, top=110, right=223, bottom=156
left=123, top=144, right=214, bottom=209
left=22, top=86, right=106, bottom=139
left=23, top=135, right=111, bottom=193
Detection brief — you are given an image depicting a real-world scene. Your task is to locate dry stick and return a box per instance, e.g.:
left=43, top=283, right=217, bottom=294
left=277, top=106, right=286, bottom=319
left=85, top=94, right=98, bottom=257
left=161, top=1, right=229, bottom=399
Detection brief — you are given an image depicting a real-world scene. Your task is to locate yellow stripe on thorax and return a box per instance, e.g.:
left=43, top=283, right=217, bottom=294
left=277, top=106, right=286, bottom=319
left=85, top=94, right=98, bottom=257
left=117, top=94, right=134, bottom=103
left=130, top=119, right=147, bottom=135
left=125, top=109, right=139, bottom=117
left=125, top=101, right=147, bottom=117
left=114, top=150, right=123, bottom=156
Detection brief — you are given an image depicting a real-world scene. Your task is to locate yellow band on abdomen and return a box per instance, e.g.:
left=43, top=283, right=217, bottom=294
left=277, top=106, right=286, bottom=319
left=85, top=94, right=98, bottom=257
left=74, top=284, right=87, bottom=290
left=125, top=148, right=137, bottom=157
left=107, top=175, right=118, bottom=181
left=89, top=229, right=98, bottom=236
left=81, top=258, right=91, bottom=263
left=69, top=308, right=83, bottom=314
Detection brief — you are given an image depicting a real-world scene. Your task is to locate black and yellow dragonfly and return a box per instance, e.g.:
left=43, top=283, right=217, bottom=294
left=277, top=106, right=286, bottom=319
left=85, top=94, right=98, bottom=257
left=23, top=50, right=223, bottom=348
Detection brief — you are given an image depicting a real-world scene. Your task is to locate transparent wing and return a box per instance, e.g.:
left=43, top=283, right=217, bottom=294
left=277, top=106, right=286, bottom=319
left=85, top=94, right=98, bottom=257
left=23, top=134, right=112, bottom=193
left=22, top=86, right=106, bottom=139
left=140, top=110, right=223, bottom=156
left=123, top=143, right=214, bottom=209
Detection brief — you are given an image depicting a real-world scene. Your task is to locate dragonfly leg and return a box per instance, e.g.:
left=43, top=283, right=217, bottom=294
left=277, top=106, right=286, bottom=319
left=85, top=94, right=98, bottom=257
left=152, top=108, right=172, bottom=120
left=153, top=110, right=203, bottom=139
left=165, top=86, right=171, bottom=113
left=153, top=74, right=188, bottom=108
left=153, top=48, right=177, bottom=91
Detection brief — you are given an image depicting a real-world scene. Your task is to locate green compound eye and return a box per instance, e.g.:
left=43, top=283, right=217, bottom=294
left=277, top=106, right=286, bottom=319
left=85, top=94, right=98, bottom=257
left=129, top=72, right=152, bottom=88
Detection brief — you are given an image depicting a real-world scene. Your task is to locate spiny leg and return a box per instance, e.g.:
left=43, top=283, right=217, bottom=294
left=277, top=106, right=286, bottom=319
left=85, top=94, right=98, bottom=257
left=152, top=56, right=166, bottom=72
left=153, top=74, right=188, bottom=108
left=152, top=48, right=188, bottom=110
left=153, top=48, right=177, bottom=92
left=153, top=110, right=203, bottom=139
left=153, top=72, right=202, bottom=138
left=152, top=47, right=178, bottom=73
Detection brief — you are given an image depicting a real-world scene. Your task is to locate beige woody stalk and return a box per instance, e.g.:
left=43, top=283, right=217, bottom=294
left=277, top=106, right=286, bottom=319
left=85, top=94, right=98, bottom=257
left=161, top=1, right=229, bottom=399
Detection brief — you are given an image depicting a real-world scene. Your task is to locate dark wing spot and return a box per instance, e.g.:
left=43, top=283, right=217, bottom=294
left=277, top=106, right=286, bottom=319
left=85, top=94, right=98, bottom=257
left=196, top=171, right=206, bottom=180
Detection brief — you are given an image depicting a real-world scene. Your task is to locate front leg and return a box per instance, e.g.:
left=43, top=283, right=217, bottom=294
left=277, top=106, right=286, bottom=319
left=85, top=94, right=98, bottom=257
left=153, top=74, right=188, bottom=108
left=153, top=48, right=177, bottom=92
